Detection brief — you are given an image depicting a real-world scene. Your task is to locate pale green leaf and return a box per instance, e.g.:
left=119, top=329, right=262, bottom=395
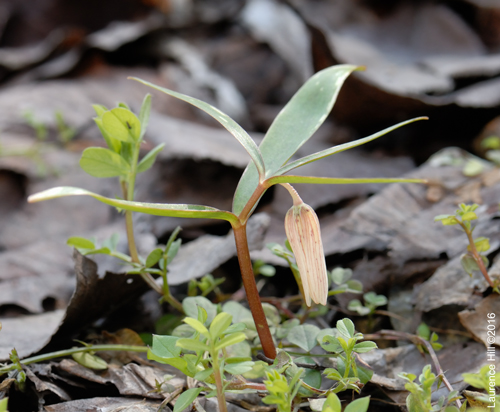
left=101, top=107, right=141, bottom=143
left=194, top=368, right=213, bottom=382
left=183, top=317, right=210, bottom=338
left=287, top=324, right=321, bottom=352
left=145, top=248, right=162, bottom=268
left=337, top=318, right=355, bottom=338
left=173, top=388, right=203, bottom=412
left=27, top=187, right=239, bottom=225
left=209, top=312, right=233, bottom=339
left=224, top=361, right=254, bottom=375
left=183, top=297, right=217, bottom=325
left=214, top=332, right=246, bottom=351
left=72, top=352, right=108, bottom=370
left=267, top=175, right=426, bottom=186
left=276, top=117, right=427, bottom=175
left=150, top=335, right=181, bottom=358
left=67, top=237, right=95, bottom=250
left=94, top=117, right=121, bottom=153
left=130, top=77, right=265, bottom=179
left=233, top=65, right=358, bottom=215
left=176, top=338, right=209, bottom=352
left=344, top=396, right=370, bottom=412
left=322, top=393, right=342, bottom=412
left=353, top=341, right=377, bottom=353
left=79, top=147, right=130, bottom=178
left=139, top=94, right=151, bottom=139
left=137, top=143, right=165, bottom=173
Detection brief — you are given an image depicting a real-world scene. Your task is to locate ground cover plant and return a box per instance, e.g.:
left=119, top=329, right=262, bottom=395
left=1, top=63, right=497, bottom=412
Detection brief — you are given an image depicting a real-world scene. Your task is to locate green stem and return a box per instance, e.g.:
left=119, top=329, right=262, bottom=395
left=232, top=222, right=276, bottom=359
left=121, top=180, right=163, bottom=295
left=460, top=222, right=495, bottom=289
left=210, top=345, right=228, bottom=412
left=0, top=344, right=148, bottom=375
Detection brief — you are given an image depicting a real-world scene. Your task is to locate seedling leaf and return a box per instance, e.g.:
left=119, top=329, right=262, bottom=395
left=130, top=77, right=265, bottom=180
left=79, top=147, right=131, bottom=178
left=101, top=107, right=141, bottom=143
left=28, top=187, right=239, bottom=225
left=173, top=388, right=203, bottom=412
left=287, top=324, right=321, bottom=352
left=67, top=237, right=95, bottom=250
left=137, top=143, right=165, bottom=173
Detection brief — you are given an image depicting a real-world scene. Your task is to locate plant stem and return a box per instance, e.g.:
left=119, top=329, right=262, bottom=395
left=460, top=222, right=495, bottom=288
left=121, top=180, right=163, bottom=295
left=232, top=223, right=277, bottom=359
left=210, top=345, right=228, bottom=412
left=0, top=344, right=148, bottom=375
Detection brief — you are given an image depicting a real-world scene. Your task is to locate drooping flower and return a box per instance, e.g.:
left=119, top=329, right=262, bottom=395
left=283, top=184, right=328, bottom=307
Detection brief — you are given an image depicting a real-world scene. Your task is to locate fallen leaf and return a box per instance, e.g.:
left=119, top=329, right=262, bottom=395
left=459, top=294, right=500, bottom=347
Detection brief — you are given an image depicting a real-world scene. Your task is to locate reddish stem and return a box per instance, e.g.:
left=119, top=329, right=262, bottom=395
left=232, top=222, right=276, bottom=359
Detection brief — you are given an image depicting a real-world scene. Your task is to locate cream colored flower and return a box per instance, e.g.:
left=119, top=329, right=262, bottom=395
left=283, top=185, right=328, bottom=307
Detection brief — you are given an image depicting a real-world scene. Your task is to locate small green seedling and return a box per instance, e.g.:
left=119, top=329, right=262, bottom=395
left=148, top=308, right=252, bottom=412
left=262, top=367, right=304, bottom=412
left=434, top=203, right=498, bottom=291
left=348, top=292, right=387, bottom=316
left=321, top=318, right=377, bottom=393
left=462, top=364, right=500, bottom=410
left=29, top=64, right=427, bottom=359
left=399, top=365, right=462, bottom=412
left=416, top=323, right=443, bottom=354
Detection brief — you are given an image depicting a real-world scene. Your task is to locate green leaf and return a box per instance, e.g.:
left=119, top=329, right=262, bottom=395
left=101, top=107, right=141, bottom=143
left=276, top=117, right=427, bottom=176
left=173, top=388, right=203, bottom=412
left=0, top=398, right=8, bottom=412
left=72, top=352, right=108, bottom=370
left=320, top=335, right=343, bottom=354
left=473, top=237, right=490, bottom=253
left=150, top=335, right=181, bottom=358
left=461, top=254, right=480, bottom=275
left=224, top=361, right=254, bottom=375
left=463, top=159, right=484, bottom=177
left=434, top=215, right=459, bottom=226
left=27, top=187, right=239, bottom=225
left=331, top=267, right=352, bottom=285
left=209, top=312, right=233, bottom=339
left=79, top=147, right=131, bottom=178
left=194, top=368, right=213, bottom=382
left=337, top=318, right=355, bottom=338
left=322, top=393, right=342, bottom=412
left=130, top=77, right=265, bottom=179
left=461, top=211, right=478, bottom=221
left=222, top=302, right=253, bottom=324
left=92, top=104, right=108, bottom=117
left=183, top=317, right=210, bottom=338
left=183, top=297, right=217, bottom=325
left=137, top=143, right=165, bottom=173
left=147, top=349, right=190, bottom=375
left=176, top=338, right=209, bottom=352
left=353, top=341, right=377, bottom=353
left=67, top=237, right=95, bottom=250
left=145, top=248, right=163, bottom=268
left=233, top=65, right=358, bottom=215
left=344, top=396, right=370, bottom=412
left=267, top=175, right=426, bottom=186
left=94, top=117, right=121, bottom=153
left=214, top=332, right=246, bottom=351
left=139, top=94, right=152, bottom=139
left=287, top=324, right=321, bottom=352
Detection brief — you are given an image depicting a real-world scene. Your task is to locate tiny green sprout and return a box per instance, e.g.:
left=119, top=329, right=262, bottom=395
left=54, top=110, right=76, bottom=143
left=253, top=259, right=276, bottom=277
left=348, top=292, right=387, bottom=316
left=188, top=274, right=225, bottom=297
left=23, top=110, right=48, bottom=141
left=434, top=204, right=498, bottom=291
left=148, top=309, right=252, bottom=412
left=329, top=267, right=363, bottom=296
left=399, top=365, right=462, bottom=412
left=321, top=318, right=376, bottom=393
left=416, top=323, right=443, bottom=353
left=262, top=368, right=304, bottom=412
